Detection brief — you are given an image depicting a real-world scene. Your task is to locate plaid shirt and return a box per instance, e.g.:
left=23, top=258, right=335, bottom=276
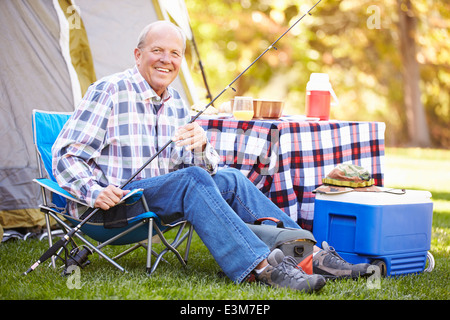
left=52, top=66, right=219, bottom=217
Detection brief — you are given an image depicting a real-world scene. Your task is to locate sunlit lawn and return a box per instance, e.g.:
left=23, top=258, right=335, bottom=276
left=0, top=148, right=448, bottom=303
left=384, top=148, right=450, bottom=254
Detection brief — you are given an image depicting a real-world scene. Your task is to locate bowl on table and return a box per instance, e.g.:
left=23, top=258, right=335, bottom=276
left=230, top=99, right=285, bottom=119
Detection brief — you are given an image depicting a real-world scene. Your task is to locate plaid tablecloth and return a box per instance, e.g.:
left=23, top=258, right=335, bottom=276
left=197, top=116, right=385, bottom=231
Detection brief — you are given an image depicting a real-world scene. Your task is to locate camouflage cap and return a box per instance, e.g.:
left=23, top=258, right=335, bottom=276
left=322, top=163, right=374, bottom=187
left=314, top=163, right=380, bottom=194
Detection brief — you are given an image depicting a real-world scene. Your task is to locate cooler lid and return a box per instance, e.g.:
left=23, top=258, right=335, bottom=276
left=315, top=187, right=432, bottom=205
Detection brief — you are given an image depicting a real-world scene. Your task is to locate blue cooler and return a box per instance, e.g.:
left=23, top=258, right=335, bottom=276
left=312, top=188, right=434, bottom=276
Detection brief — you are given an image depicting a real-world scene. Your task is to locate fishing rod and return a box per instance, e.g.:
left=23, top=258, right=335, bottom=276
left=23, top=0, right=322, bottom=276
left=124, top=0, right=322, bottom=186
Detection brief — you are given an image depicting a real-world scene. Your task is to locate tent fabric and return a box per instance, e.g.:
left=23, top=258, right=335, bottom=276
left=75, top=0, right=160, bottom=80
left=58, top=0, right=97, bottom=96
left=0, top=208, right=48, bottom=230
left=53, top=0, right=84, bottom=107
left=0, top=0, right=76, bottom=229
left=0, top=0, right=198, bottom=230
left=159, top=0, right=193, bottom=41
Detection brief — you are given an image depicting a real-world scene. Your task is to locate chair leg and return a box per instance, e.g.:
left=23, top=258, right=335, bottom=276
left=146, top=218, right=154, bottom=274
left=147, top=221, right=194, bottom=276
left=155, top=223, right=187, bottom=267
left=44, top=212, right=56, bottom=268
left=184, top=224, right=194, bottom=263
left=46, top=209, right=126, bottom=273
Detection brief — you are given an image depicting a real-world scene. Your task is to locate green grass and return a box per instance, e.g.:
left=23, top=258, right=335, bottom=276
left=1, top=147, right=449, bottom=302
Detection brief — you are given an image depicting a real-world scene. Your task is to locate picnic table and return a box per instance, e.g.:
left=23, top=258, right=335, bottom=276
left=197, top=116, right=385, bottom=231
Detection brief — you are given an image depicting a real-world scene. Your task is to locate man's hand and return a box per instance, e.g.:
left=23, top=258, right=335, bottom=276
left=173, top=122, right=207, bottom=152
left=94, top=185, right=130, bottom=211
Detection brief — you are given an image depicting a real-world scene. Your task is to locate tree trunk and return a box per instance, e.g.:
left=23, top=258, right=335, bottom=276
left=397, top=0, right=430, bottom=147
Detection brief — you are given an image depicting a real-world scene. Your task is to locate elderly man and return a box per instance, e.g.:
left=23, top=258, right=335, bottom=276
left=53, top=21, right=369, bottom=292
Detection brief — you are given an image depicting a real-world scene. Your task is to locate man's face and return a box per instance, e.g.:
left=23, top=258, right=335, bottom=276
left=135, top=24, right=184, bottom=96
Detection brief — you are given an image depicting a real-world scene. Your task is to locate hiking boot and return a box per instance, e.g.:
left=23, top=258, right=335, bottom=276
left=267, top=247, right=285, bottom=266
left=255, top=249, right=326, bottom=293
left=313, top=241, right=372, bottom=279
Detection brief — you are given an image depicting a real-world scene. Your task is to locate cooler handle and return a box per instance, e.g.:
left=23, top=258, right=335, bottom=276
left=254, top=217, right=285, bottom=228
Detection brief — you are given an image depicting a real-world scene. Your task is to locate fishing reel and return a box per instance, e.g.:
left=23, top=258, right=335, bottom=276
left=62, top=245, right=92, bottom=276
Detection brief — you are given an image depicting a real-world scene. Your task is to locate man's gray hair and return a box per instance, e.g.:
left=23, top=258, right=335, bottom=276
left=137, top=21, right=186, bottom=53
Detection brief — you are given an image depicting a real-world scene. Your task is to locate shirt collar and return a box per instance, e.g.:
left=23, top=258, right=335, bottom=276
left=131, top=65, right=172, bottom=103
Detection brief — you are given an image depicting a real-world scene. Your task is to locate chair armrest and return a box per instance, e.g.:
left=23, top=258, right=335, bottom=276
left=33, top=178, right=88, bottom=206
left=118, top=188, right=144, bottom=205
left=33, top=178, right=144, bottom=207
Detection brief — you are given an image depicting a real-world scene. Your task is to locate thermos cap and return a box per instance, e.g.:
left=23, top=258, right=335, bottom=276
left=306, top=73, right=339, bottom=105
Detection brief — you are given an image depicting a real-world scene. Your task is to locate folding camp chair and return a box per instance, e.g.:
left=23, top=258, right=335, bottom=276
left=31, top=109, right=194, bottom=275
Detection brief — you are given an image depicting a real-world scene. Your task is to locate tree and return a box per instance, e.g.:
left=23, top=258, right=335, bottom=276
left=397, top=0, right=430, bottom=147
left=186, top=0, right=449, bottom=147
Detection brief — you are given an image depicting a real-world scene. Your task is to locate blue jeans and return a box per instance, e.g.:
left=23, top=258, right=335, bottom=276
left=125, top=167, right=301, bottom=283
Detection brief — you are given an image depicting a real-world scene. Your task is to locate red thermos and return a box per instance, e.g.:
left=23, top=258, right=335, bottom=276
left=305, top=73, right=338, bottom=121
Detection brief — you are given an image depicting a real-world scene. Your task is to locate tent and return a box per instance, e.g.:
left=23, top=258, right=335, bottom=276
left=0, top=0, right=200, bottom=233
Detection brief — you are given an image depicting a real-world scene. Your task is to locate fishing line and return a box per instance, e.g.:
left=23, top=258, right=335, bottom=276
left=122, top=0, right=322, bottom=188
left=23, top=0, right=322, bottom=275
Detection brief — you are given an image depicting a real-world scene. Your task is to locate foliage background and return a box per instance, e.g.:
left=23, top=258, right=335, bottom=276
left=183, top=0, right=450, bottom=148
